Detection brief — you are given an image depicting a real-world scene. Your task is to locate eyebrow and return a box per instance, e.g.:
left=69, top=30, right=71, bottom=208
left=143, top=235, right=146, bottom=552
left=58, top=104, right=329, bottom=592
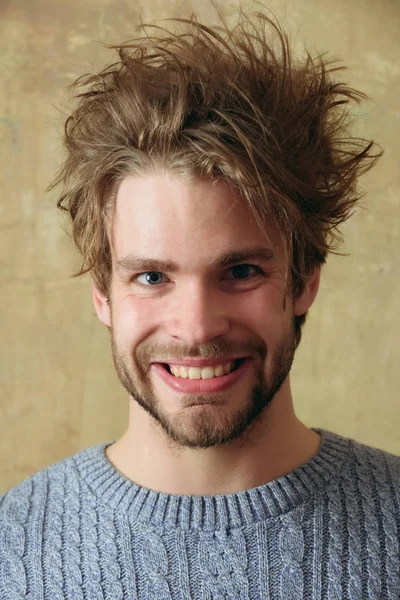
left=116, top=246, right=275, bottom=274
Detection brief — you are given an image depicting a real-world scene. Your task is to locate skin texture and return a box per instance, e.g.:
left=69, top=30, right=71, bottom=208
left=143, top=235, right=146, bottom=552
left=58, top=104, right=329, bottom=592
left=93, top=173, right=321, bottom=495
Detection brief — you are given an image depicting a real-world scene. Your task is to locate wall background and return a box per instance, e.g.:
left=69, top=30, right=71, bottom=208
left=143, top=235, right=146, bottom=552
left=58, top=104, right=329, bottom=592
left=1, top=0, right=399, bottom=494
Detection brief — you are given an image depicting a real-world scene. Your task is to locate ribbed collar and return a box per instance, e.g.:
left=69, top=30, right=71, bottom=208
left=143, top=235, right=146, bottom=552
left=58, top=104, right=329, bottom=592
left=73, top=428, right=350, bottom=530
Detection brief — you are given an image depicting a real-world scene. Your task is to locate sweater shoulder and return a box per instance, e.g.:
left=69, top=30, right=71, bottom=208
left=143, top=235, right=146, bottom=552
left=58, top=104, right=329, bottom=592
left=347, top=435, right=400, bottom=487
left=0, top=449, right=84, bottom=521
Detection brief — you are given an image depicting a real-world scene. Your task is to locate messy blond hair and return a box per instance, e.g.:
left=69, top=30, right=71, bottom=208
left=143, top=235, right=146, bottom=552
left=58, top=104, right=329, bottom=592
left=50, top=13, right=381, bottom=348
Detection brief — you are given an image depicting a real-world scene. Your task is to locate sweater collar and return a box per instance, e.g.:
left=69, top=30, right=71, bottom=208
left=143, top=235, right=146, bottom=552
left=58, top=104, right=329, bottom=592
left=73, top=428, right=350, bottom=530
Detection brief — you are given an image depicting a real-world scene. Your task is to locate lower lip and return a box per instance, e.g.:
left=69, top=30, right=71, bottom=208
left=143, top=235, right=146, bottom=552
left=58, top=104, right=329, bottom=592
left=151, top=359, right=252, bottom=394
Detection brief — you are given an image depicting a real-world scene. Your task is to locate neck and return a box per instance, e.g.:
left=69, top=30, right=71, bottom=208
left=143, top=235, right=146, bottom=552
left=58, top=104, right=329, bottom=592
left=106, top=381, right=321, bottom=496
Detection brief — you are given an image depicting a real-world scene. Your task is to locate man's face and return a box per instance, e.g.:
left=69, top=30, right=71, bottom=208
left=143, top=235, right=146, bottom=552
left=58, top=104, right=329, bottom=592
left=95, top=174, right=309, bottom=450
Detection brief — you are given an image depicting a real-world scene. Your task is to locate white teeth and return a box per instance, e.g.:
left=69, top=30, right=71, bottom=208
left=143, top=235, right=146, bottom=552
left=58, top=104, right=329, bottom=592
left=214, top=364, right=224, bottom=377
left=169, top=361, right=236, bottom=379
left=188, top=367, right=201, bottom=379
left=201, top=367, right=215, bottom=380
left=223, top=362, right=232, bottom=375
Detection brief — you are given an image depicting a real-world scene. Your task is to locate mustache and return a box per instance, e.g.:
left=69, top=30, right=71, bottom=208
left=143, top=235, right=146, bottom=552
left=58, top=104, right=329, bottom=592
left=135, top=338, right=267, bottom=364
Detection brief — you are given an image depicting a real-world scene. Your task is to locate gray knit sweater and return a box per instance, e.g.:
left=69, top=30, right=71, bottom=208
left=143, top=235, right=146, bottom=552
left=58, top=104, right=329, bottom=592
left=1, top=428, right=400, bottom=599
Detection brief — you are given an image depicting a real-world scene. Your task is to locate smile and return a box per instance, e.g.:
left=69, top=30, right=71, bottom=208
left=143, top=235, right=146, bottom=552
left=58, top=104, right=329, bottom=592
left=165, top=359, right=245, bottom=380
left=152, top=358, right=251, bottom=394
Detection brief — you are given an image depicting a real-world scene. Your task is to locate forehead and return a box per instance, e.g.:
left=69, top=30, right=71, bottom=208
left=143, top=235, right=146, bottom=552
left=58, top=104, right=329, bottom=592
left=111, top=173, right=283, bottom=265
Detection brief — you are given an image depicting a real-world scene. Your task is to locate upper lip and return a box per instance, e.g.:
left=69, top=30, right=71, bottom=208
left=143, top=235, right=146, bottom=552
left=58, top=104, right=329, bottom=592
left=153, top=357, right=248, bottom=367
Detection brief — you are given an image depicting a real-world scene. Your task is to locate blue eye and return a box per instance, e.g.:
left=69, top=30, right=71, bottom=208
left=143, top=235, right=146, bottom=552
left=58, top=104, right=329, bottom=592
left=136, top=271, right=166, bottom=285
left=229, top=264, right=260, bottom=279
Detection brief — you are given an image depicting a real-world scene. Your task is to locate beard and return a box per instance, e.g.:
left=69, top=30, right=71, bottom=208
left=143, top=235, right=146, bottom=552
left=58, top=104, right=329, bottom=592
left=110, top=319, right=296, bottom=451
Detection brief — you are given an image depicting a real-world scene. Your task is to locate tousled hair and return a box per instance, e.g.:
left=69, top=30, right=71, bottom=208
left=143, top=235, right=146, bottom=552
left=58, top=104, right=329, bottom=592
left=50, top=12, right=382, bottom=348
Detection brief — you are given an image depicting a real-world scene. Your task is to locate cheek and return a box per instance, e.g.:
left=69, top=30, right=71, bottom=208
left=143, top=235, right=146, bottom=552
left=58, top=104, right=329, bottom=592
left=235, top=288, right=285, bottom=334
left=112, top=294, right=160, bottom=347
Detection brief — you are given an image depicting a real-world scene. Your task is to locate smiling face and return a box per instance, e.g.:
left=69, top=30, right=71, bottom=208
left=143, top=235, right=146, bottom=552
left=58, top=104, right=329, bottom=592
left=93, top=173, right=319, bottom=449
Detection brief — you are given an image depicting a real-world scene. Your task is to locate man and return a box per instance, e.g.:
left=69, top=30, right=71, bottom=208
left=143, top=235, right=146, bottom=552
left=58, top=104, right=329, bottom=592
left=1, top=13, right=398, bottom=600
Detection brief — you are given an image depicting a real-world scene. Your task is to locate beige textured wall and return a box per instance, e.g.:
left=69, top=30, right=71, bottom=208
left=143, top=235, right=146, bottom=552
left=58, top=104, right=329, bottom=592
left=1, top=0, right=399, bottom=494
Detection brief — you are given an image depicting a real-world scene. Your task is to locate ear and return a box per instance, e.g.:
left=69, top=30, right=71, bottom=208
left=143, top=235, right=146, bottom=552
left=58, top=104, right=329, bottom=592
left=92, top=280, right=111, bottom=327
left=294, top=266, right=321, bottom=316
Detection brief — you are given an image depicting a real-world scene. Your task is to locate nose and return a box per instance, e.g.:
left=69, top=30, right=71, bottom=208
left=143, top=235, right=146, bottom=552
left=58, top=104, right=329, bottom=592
left=164, top=281, right=230, bottom=346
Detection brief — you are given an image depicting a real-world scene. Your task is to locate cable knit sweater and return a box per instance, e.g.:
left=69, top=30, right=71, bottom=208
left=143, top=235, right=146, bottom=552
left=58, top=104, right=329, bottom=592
left=1, top=428, right=400, bottom=599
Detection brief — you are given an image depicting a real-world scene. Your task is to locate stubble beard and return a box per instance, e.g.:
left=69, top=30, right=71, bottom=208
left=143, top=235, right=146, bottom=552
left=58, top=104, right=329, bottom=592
left=109, top=323, right=295, bottom=450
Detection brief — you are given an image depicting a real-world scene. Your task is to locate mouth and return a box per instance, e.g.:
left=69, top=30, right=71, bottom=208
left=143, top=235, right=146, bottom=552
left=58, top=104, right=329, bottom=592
left=151, top=357, right=251, bottom=395
left=162, top=358, right=245, bottom=379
